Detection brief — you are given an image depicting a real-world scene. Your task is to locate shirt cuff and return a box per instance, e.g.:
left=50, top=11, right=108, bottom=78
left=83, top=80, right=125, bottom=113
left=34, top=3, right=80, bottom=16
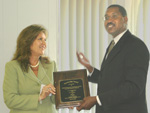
left=40, top=84, right=45, bottom=94
left=96, top=96, right=102, bottom=106
left=88, top=68, right=94, bottom=76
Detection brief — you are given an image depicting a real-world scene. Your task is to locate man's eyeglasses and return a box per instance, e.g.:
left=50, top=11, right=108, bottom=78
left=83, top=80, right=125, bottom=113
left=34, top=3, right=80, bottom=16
left=104, top=14, right=119, bottom=21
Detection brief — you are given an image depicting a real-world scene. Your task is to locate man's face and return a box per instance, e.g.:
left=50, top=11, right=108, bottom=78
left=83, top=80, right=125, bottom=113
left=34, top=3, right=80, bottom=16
left=104, top=7, right=128, bottom=38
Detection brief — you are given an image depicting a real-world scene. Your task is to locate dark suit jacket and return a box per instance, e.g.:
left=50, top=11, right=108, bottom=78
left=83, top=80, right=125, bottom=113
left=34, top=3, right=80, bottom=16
left=88, top=30, right=149, bottom=113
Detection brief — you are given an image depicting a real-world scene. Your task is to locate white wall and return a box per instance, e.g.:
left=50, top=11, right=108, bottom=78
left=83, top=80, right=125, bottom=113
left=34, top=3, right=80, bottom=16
left=0, top=0, right=58, bottom=112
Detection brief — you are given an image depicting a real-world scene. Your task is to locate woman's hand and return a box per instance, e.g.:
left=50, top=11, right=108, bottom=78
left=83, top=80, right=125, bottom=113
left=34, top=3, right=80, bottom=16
left=44, top=84, right=56, bottom=95
left=39, top=83, right=56, bottom=101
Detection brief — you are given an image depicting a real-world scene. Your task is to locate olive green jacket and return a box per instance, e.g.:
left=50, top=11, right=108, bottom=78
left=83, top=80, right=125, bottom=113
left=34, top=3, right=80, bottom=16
left=3, top=60, right=58, bottom=113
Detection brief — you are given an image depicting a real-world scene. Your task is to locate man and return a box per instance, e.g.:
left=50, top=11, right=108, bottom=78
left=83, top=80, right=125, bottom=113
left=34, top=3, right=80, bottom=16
left=76, top=4, right=149, bottom=113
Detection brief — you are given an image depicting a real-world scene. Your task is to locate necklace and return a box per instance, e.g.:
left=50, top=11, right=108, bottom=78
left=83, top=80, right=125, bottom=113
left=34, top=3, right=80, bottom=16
left=30, top=61, right=39, bottom=68
left=29, top=61, right=52, bottom=84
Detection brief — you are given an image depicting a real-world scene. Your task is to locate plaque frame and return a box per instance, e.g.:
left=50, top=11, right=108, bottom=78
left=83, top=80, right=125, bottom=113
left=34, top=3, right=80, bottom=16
left=53, top=69, right=90, bottom=109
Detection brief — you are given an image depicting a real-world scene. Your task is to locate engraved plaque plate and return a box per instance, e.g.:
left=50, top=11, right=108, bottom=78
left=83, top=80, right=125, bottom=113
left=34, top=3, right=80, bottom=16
left=53, top=69, right=90, bottom=109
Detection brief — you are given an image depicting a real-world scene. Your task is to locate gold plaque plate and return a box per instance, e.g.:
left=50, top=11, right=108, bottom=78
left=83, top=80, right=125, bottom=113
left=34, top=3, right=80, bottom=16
left=53, top=69, right=90, bottom=109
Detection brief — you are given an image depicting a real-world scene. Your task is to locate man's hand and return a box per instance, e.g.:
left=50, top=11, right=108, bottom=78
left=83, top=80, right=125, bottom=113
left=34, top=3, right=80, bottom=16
left=76, top=51, right=94, bottom=73
left=76, top=96, right=97, bottom=111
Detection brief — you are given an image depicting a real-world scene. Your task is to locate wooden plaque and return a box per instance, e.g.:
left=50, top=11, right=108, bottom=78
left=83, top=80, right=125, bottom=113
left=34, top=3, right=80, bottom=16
left=53, top=69, right=90, bottom=109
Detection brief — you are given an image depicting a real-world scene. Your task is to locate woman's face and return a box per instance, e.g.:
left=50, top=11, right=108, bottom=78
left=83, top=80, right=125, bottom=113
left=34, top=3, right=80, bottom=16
left=30, top=32, right=47, bottom=57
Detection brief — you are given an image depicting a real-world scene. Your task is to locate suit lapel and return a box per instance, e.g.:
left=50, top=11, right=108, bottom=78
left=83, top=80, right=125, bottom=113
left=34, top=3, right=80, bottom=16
left=101, top=45, right=110, bottom=69
left=101, top=30, right=131, bottom=70
left=24, top=62, right=47, bottom=84
left=24, top=68, right=41, bottom=84
left=101, top=43, right=121, bottom=69
left=37, top=62, right=47, bottom=81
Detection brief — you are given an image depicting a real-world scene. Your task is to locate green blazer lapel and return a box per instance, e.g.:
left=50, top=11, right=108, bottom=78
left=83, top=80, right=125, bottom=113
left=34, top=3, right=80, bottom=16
left=24, top=68, right=41, bottom=84
left=37, top=63, right=47, bottom=82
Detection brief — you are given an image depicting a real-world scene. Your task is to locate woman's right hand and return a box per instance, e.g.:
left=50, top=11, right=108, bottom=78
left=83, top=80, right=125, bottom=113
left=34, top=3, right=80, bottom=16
left=39, top=84, right=56, bottom=101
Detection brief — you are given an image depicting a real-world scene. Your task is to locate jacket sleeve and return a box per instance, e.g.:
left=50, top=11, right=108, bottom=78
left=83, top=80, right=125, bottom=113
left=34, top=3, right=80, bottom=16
left=50, top=61, right=57, bottom=104
left=3, top=62, right=40, bottom=110
left=88, top=68, right=101, bottom=83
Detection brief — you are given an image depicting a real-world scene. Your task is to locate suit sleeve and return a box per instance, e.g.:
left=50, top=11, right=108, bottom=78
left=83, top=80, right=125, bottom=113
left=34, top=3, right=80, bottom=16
left=88, top=68, right=101, bottom=83
left=3, top=62, right=39, bottom=110
left=50, top=61, right=57, bottom=104
left=98, top=41, right=149, bottom=109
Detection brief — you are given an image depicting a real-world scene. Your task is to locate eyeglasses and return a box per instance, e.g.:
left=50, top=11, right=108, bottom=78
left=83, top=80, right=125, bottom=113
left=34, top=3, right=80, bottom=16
left=104, top=14, right=119, bottom=21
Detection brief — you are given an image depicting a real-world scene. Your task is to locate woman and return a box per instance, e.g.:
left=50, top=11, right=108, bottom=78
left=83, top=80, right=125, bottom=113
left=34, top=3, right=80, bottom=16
left=3, top=24, right=58, bottom=113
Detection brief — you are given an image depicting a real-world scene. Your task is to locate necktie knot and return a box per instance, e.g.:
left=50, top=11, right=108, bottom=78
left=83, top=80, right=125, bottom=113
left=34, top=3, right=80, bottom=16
left=107, top=40, right=115, bottom=55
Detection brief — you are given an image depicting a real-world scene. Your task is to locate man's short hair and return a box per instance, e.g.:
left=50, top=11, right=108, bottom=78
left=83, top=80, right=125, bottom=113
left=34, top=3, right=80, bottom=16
left=107, top=4, right=127, bottom=17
